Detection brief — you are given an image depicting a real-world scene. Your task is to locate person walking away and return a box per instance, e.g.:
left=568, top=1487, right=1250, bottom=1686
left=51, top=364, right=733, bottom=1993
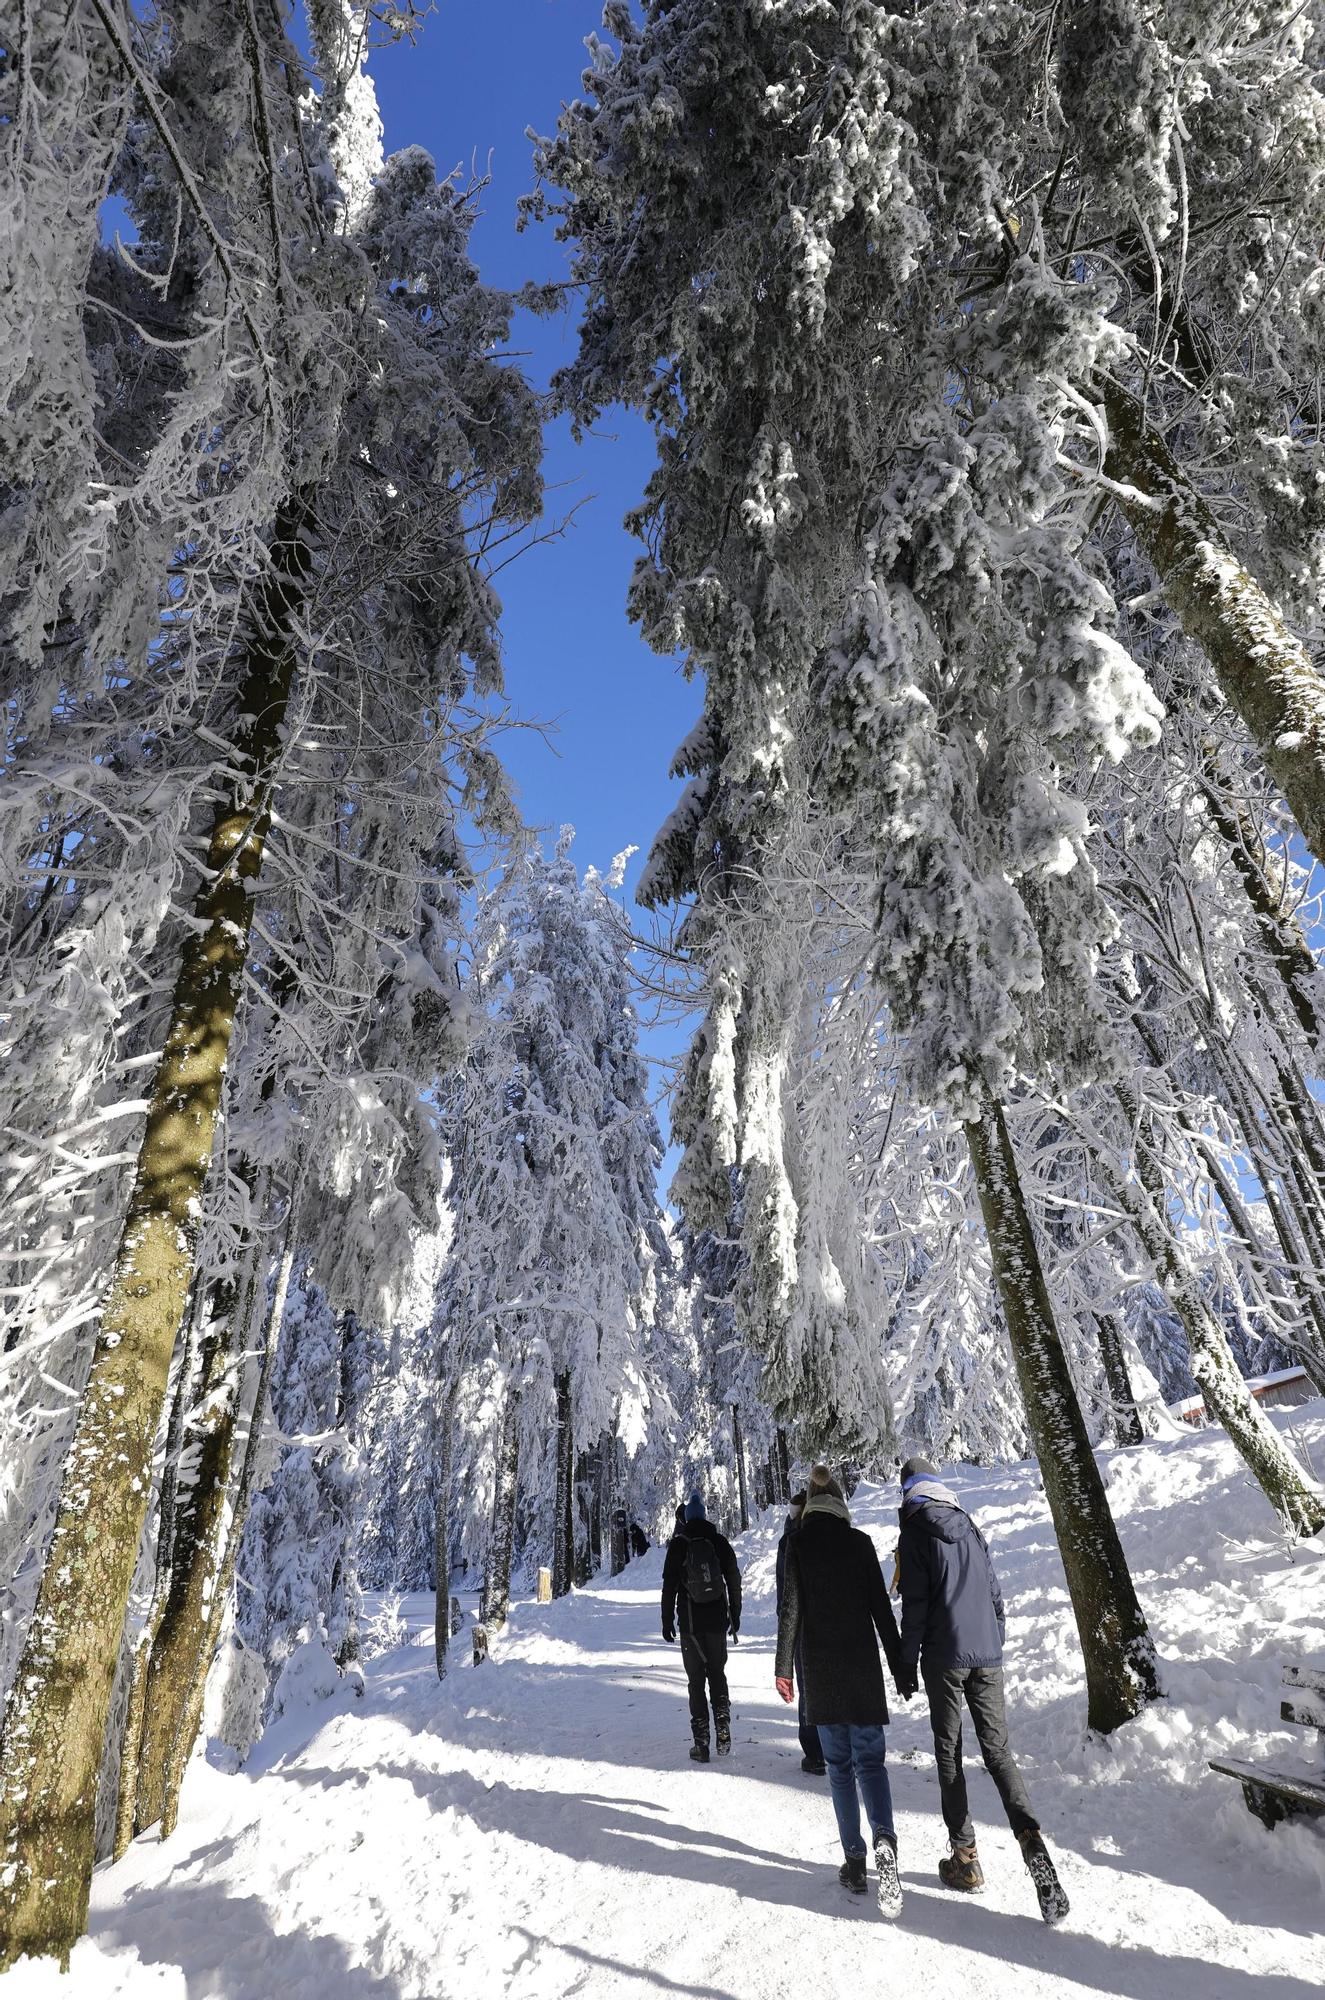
left=776, top=1491, right=824, bottom=1775
left=775, top=1465, right=908, bottom=1919
left=895, top=1454, right=1069, bottom=1925
left=662, top=1491, right=742, bottom=1762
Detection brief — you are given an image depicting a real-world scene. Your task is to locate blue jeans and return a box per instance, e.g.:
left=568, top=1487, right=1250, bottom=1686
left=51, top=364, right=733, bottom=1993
left=817, top=1722, right=895, bottom=1857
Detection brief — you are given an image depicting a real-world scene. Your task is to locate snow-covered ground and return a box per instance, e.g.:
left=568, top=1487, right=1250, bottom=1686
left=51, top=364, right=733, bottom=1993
left=10, top=1408, right=1325, bottom=2000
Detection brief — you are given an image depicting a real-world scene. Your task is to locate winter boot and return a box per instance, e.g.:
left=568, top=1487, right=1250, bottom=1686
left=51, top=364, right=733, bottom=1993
left=838, top=1853, right=868, bottom=1895
left=714, top=1706, right=732, bottom=1757
left=1019, top=1829, right=1069, bottom=1926
left=688, top=1719, right=711, bottom=1764
left=873, top=1831, right=903, bottom=1921
left=938, top=1842, right=984, bottom=1894
left=801, top=1755, right=827, bottom=1776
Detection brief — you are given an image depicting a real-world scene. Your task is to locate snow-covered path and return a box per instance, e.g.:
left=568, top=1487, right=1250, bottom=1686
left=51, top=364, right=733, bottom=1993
left=11, top=1414, right=1325, bottom=2000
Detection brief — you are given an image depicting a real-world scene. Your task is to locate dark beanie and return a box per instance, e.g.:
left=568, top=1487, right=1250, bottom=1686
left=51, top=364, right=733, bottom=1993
left=899, top=1454, right=938, bottom=1487
left=684, top=1490, right=706, bottom=1522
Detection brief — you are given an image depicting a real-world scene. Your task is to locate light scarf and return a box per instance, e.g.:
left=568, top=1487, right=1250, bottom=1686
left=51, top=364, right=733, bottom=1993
left=901, top=1474, right=960, bottom=1511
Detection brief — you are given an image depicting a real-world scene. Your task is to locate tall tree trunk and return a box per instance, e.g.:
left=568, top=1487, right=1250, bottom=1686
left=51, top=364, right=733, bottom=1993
left=0, top=505, right=311, bottom=1970
left=551, top=1370, right=574, bottom=1598
left=1093, top=1312, right=1145, bottom=1448
left=330, top=1313, right=362, bottom=1676
left=731, top=1402, right=750, bottom=1531
left=1191, top=1109, right=1325, bottom=1399
left=1101, top=1108, right=1325, bottom=1537
left=482, top=1389, right=521, bottom=1631
left=112, top=1280, right=204, bottom=1860
left=588, top=1434, right=604, bottom=1576
left=157, top=1211, right=298, bottom=1842
left=131, top=1231, right=266, bottom=1839
left=1198, top=748, right=1323, bottom=1043
left=775, top=1427, right=791, bottom=1504
left=1134, top=1009, right=1325, bottom=1390
left=965, top=1101, right=1160, bottom=1735
left=573, top=1450, right=594, bottom=1586
left=433, top=1377, right=458, bottom=1680
left=1151, top=1011, right=1325, bottom=1393
left=1103, top=386, right=1325, bottom=871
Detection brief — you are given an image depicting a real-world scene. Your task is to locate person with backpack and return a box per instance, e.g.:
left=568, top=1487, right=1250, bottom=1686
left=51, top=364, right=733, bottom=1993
left=776, top=1490, right=824, bottom=1776
left=774, top=1465, right=908, bottom=1919
left=895, top=1454, right=1069, bottom=1926
left=662, top=1491, right=742, bottom=1763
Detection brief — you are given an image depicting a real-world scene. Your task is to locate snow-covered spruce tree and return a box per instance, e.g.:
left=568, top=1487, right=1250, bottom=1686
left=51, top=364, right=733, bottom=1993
left=432, top=836, right=668, bottom=1652
left=535, top=1, right=1165, bottom=1733
left=354, top=1211, right=454, bottom=1601
left=0, top=6, right=540, bottom=1963
left=227, top=1278, right=367, bottom=1742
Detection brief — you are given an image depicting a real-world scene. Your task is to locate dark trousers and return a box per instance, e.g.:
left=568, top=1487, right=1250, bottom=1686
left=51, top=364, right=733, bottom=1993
left=922, top=1663, right=1038, bottom=1847
left=795, top=1643, right=823, bottom=1766
left=680, top=1630, right=730, bottom=1732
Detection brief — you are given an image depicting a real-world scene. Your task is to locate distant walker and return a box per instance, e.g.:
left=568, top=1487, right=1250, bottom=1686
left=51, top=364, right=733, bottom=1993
left=662, top=1492, right=742, bottom=1763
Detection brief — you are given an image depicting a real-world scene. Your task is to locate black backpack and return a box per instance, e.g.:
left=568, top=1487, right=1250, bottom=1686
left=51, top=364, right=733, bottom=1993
left=683, top=1531, right=725, bottom=1606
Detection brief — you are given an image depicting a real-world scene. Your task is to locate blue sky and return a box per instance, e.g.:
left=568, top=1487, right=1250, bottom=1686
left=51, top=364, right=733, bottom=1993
left=371, top=4, right=697, bottom=1159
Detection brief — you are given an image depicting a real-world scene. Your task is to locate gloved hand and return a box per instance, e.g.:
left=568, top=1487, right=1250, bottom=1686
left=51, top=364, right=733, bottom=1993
left=775, top=1675, right=795, bottom=1705
left=728, top=1624, right=740, bottom=1645
left=895, top=1665, right=919, bottom=1700
left=663, top=1625, right=676, bottom=1644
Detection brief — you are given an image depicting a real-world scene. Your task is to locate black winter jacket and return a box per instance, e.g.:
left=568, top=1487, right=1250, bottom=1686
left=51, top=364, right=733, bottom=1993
left=775, top=1517, right=796, bottom=1614
left=661, top=1519, right=742, bottom=1638
left=898, top=1498, right=1005, bottom=1672
left=774, top=1503, right=903, bottom=1726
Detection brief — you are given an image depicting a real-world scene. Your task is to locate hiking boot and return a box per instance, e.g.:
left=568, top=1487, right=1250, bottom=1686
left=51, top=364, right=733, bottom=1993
left=689, top=1719, right=711, bottom=1764
left=1019, top=1829, right=1069, bottom=1926
left=838, top=1853, right=868, bottom=1895
left=938, top=1841, right=984, bottom=1893
left=801, top=1755, right=826, bottom=1775
left=873, top=1831, right=903, bottom=1921
left=714, top=1707, right=732, bottom=1757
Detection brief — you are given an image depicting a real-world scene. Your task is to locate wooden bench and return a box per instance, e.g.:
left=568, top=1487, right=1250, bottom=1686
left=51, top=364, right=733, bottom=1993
left=1209, top=1662, right=1325, bottom=1829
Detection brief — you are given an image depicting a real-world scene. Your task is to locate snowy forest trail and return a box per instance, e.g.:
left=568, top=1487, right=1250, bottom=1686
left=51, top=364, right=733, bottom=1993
left=14, top=1414, right=1325, bottom=2000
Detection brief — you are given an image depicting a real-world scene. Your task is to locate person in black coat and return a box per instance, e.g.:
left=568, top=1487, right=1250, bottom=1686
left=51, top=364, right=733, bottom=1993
left=775, top=1492, right=824, bottom=1775
left=774, top=1466, right=908, bottom=1917
left=661, top=1491, right=742, bottom=1762
left=897, top=1455, right=1068, bottom=1924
